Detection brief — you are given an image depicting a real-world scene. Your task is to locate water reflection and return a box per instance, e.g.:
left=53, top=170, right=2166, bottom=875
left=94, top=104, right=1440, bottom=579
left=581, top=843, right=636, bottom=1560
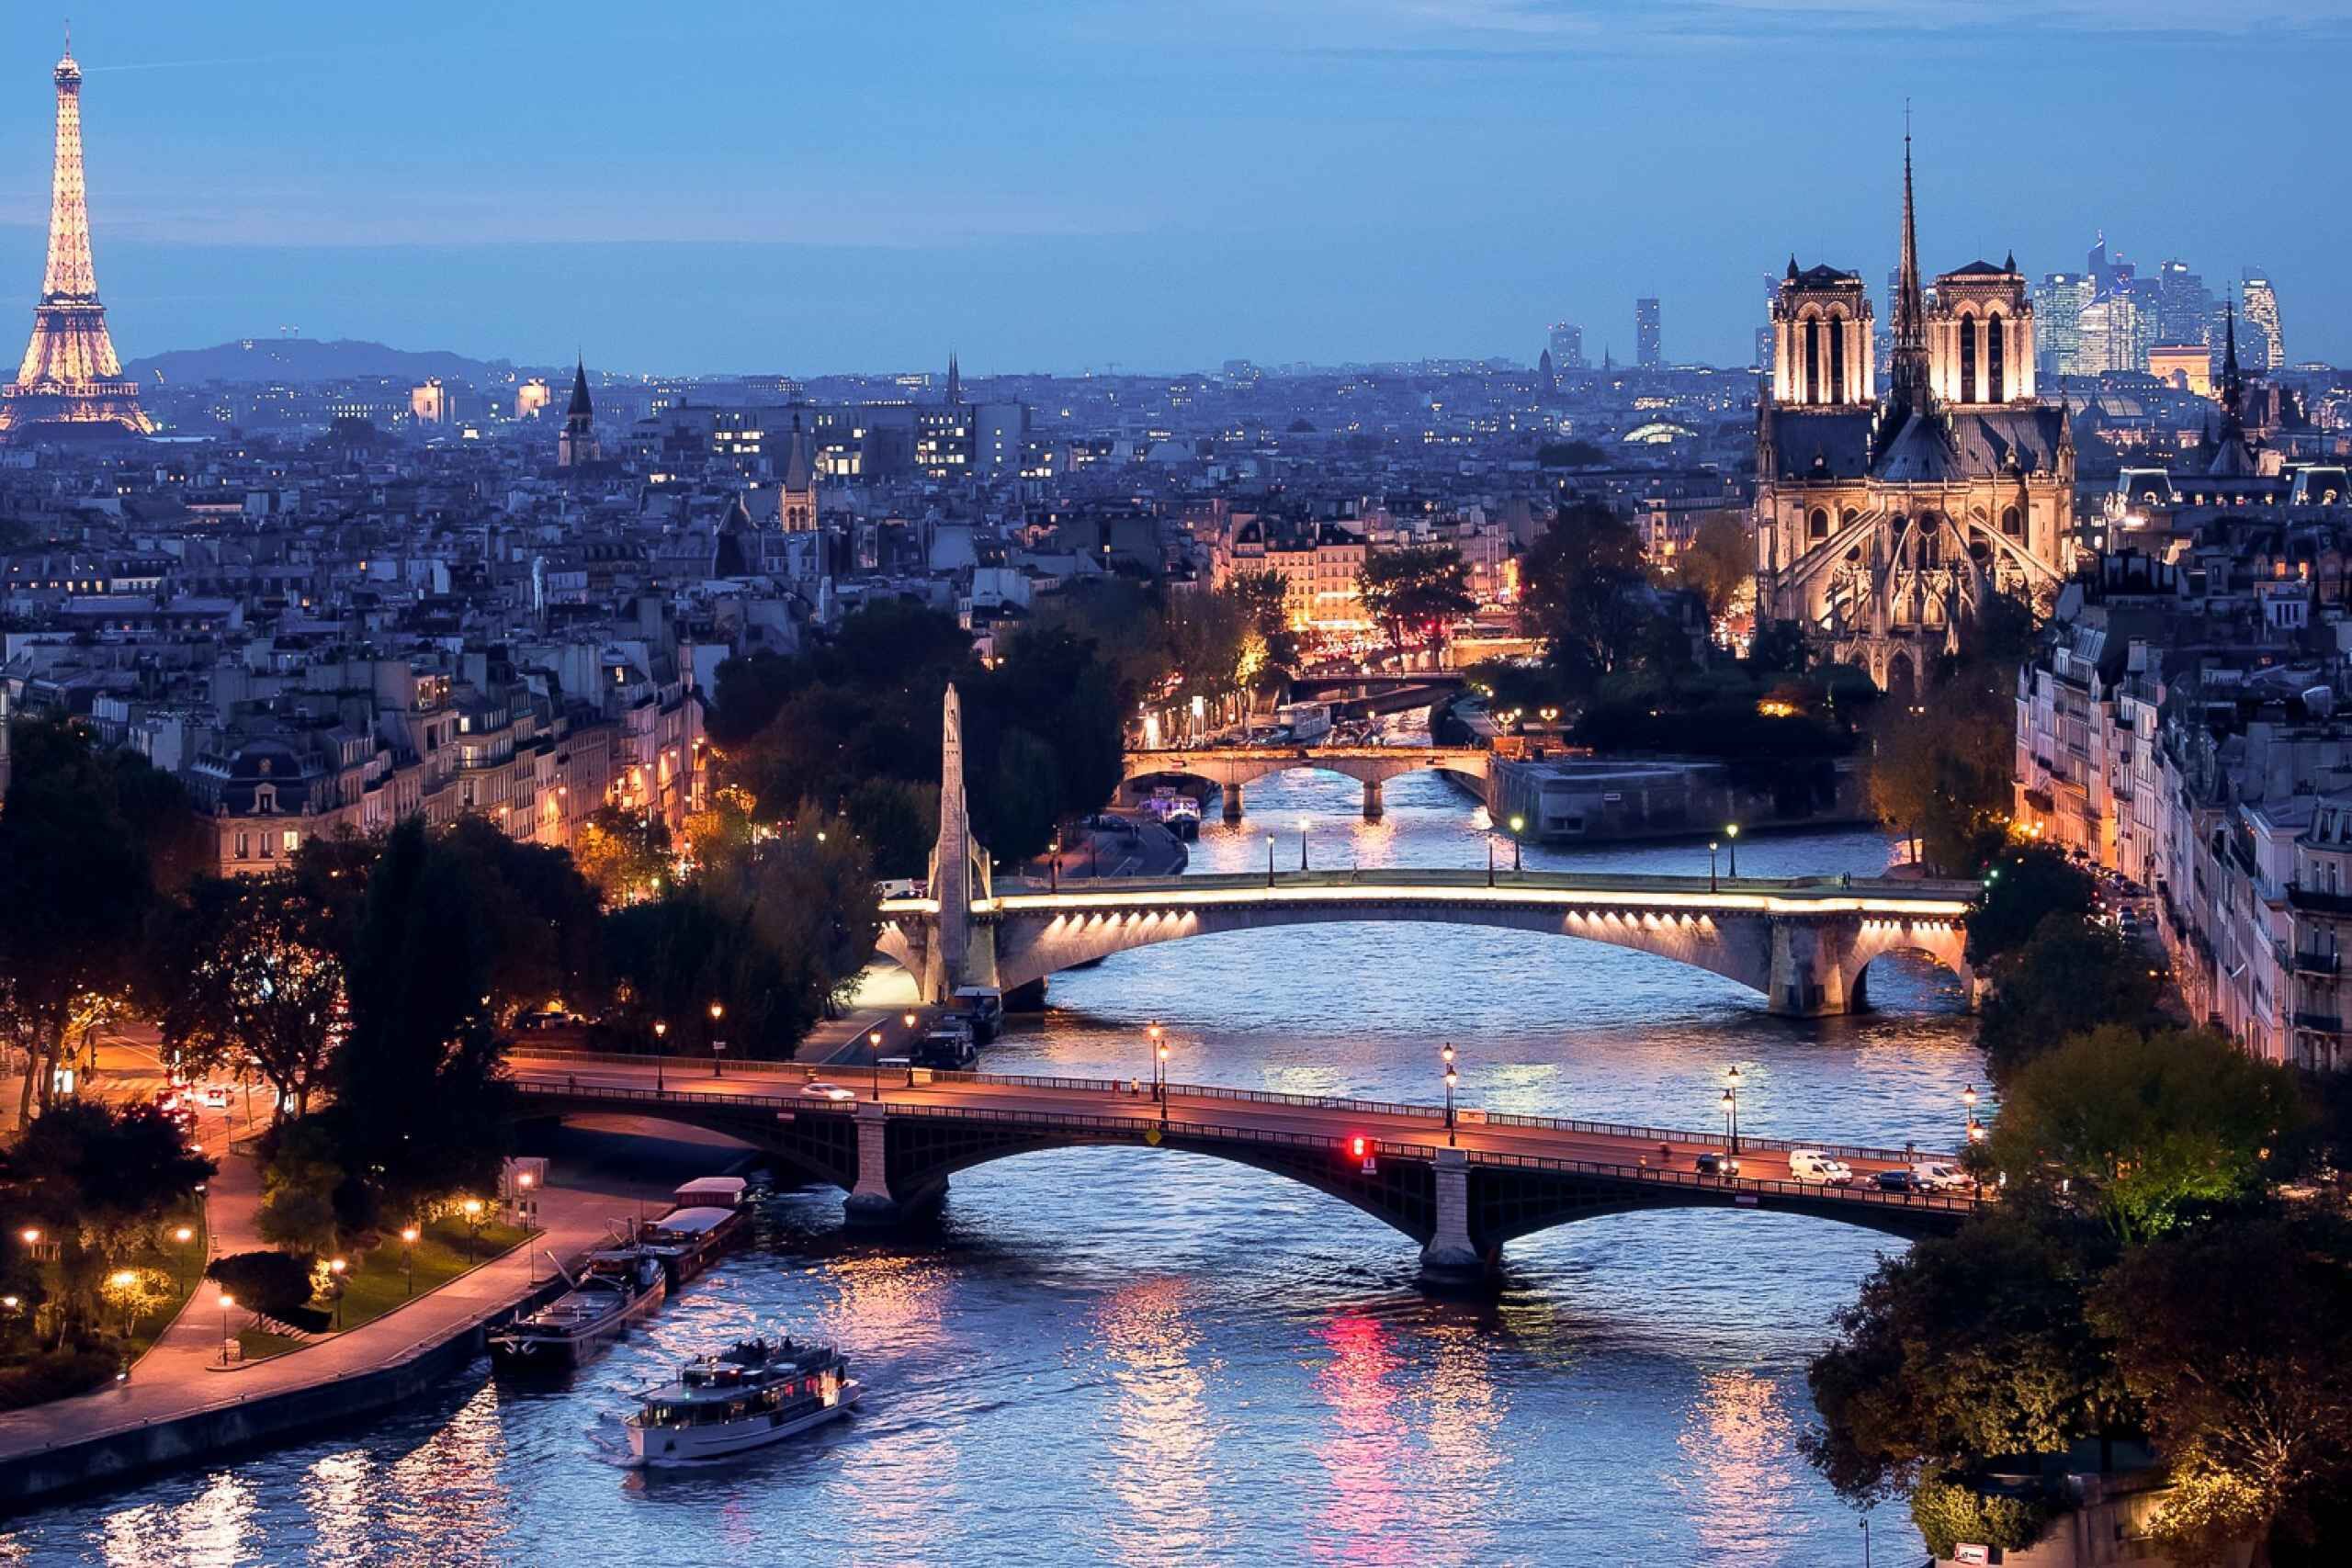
left=1096, top=1276, right=1217, bottom=1559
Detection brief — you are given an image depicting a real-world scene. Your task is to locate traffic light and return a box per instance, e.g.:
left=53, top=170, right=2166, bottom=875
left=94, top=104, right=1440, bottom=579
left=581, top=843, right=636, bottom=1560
left=1346, top=1134, right=1374, bottom=1172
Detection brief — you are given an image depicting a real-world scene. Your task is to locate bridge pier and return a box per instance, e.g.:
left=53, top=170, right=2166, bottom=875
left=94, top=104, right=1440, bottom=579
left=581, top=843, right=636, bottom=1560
left=1222, top=781, right=1243, bottom=823
left=1419, top=1147, right=1495, bottom=1286
left=1362, top=778, right=1384, bottom=822
left=1767, top=919, right=1852, bottom=1017
left=842, top=1102, right=944, bottom=1224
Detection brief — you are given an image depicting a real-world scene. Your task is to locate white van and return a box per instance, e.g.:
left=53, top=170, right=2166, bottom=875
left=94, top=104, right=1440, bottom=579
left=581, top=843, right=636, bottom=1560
left=1911, top=1161, right=1972, bottom=1192
left=1787, top=1149, right=1855, bottom=1186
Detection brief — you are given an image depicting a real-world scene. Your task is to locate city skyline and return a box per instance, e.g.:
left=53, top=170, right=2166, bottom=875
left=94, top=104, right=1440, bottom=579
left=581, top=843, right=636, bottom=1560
left=0, top=6, right=2343, bottom=376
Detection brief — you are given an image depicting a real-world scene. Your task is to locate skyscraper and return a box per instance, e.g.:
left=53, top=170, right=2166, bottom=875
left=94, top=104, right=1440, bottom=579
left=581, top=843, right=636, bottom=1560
left=2032, top=272, right=2090, bottom=379
left=0, top=35, right=150, bottom=437
left=1546, top=321, right=1585, bottom=369
left=2242, top=273, right=2285, bottom=370
left=1634, top=299, right=1661, bottom=368
left=2154, top=260, right=2213, bottom=352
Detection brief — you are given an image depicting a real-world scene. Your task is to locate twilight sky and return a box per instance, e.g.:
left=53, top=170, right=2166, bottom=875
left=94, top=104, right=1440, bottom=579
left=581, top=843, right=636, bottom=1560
left=1, top=2, right=2343, bottom=376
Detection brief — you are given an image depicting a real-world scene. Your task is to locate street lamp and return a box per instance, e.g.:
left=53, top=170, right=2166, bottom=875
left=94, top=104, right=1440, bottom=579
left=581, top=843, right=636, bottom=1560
left=1963, top=1083, right=1982, bottom=1149
left=1442, top=1042, right=1458, bottom=1147
left=218, top=1292, right=236, bottom=1365
left=1157, top=1039, right=1170, bottom=1127
left=1301, top=818, right=1310, bottom=873
left=1709, top=840, right=1720, bottom=893
left=1723, top=1065, right=1742, bottom=1155
left=1509, top=815, right=1524, bottom=874
left=708, top=1000, right=726, bottom=1077
left=1724, top=822, right=1740, bottom=879
left=1266, top=833, right=1276, bottom=887
left=652, top=1019, right=668, bottom=1093
left=328, top=1257, right=347, bottom=1329
left=869, top=1030, right=885, bottom=1100
left=462, top=1198, right=484, bottom=1262
left=401, top=1225, right=420, bottom=1296
left=1148, top=1021, right=1165, bottom=1103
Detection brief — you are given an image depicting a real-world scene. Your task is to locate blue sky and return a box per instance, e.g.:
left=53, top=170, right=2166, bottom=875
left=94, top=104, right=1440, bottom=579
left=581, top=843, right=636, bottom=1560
left=0, top=2, right=2342, bottom=374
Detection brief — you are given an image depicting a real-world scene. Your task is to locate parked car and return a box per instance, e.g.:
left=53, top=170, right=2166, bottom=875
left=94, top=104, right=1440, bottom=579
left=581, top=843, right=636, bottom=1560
left=1788, top=1149, right=1855, bottom=1186
left=800, top=1081, right=856, bottom=1103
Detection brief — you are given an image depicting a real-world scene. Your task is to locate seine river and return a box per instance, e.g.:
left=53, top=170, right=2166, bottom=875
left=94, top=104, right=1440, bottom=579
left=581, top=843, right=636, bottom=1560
left=1, top=766, right=1982, bottom=1566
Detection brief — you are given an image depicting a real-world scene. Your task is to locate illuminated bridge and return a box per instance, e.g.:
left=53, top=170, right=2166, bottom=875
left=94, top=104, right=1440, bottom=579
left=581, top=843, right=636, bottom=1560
left=1121, top=744, right=1488, bottom=821
left=507, top=1060, right=1981, bottom=1283
left=887, top=687, right=1981, bottom=1014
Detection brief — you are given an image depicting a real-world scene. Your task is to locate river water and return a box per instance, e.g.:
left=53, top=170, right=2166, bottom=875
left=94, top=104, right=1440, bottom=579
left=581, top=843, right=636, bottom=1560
left=1, top=767, right=1981, bottom=1566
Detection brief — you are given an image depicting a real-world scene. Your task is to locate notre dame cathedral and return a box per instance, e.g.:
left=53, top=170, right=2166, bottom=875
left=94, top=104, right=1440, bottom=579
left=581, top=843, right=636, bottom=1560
left=1754, top=139, right=2074, bottom=696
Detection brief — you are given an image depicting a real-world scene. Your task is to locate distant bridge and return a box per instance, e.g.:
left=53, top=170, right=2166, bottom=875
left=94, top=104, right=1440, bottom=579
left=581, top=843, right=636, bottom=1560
left=1122, top=745, right=1489, bottom=820
left=507, top=1062, right=1979, bottom=1282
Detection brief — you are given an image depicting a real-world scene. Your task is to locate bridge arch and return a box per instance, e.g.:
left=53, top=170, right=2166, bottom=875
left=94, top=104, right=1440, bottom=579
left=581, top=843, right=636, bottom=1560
left=1121, top=748, right=1487, bottom=822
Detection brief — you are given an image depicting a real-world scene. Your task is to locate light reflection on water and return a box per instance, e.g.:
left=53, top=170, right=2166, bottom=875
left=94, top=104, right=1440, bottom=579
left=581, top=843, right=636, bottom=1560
left=0, top=766, right=1951, bottom=1564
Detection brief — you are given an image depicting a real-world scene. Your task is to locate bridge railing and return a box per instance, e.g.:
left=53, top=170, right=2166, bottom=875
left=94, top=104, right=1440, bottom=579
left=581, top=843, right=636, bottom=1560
left=1460, top=1145, right=1984, bottom=1217
left=509, top=1077, right=856, bottom=1115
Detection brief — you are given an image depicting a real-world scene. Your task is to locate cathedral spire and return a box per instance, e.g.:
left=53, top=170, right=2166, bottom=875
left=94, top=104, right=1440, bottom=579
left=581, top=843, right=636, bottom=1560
left=2220, top=300, right=2244, bottom=418
left=1888, top=115, right=1931, bottom=416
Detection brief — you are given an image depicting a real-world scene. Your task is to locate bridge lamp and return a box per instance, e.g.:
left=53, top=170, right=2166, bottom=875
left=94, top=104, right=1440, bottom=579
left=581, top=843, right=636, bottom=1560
left=1266, top=834, right=1277, bottom=886
left=1962, top=1083, right=1979, bottom=1146
left=1722, top=1065, right=1742, bottom=1154
left=869, top=1030, right=885, bottom=1100
left=1300, top=818, right=1311, bottom=873
left=1509, top=815, right=1525, bottom=874
left=1709, top=840, right=1720, bottom=892
left=1442, top=1042, right=1459, bottom=1146
left=1724, top=823, right=1740, bottom=879
left=1158, top=1042, right=1171, bottom=1125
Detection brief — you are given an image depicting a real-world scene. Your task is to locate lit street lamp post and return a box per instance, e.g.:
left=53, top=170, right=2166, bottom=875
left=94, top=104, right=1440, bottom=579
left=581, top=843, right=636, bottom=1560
left=1442, top=1042, right=1458, bottom=1147
left=652, top=1019, right=667, bottom=1093
left=1963, top=1083, right=1984, bottom=1152
left=1723, top=1065, right=1742, bottom=1155
left=869, top=1030, right=885, bottom=1101
left=1148, top=1021, right=1164, bottom=1103
left=218, top=1292, right=235, bottom=1366
left=173, top=1224, right=196, bottom=1292
left=462, top=1198, right=484, bottom=1262
left=401, top=1225, right=420, bottom=1297
left=329, top=1257, right=347, bottom=1329
left=1724, top=822, right=1740, bottom=879
left=1157, top=1040, right=1170, bottom=1127
left=1709, top=840, right=1720, bottom=893
left=1510, top=816, right=1524, bottom=874
left=904, top=1011, right=920, bottom=1084
left=708, top=1001, right=726, bottom=1077
left=1266, top=834, right=1276, bottom=887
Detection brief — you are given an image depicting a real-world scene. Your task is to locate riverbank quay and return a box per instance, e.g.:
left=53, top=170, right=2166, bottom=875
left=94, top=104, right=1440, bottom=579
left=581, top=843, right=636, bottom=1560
left=0, top=1179, right=633, bottom=1513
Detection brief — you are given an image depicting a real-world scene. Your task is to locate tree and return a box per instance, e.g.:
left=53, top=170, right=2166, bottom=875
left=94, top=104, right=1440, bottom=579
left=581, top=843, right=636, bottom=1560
left=1805, top=1206, right=2130, bottom=1506
left=205, top=1250, right=315, bottom=1321
left=1986, top=1025, right=2309, bottom=1245
left=1516, top=502, right=1652, bottom=697
left=1967, top=844, right=2098, bottom=964
left=2088, top=1215, right=2352, bottom=1563
left=151, top=874, right=347, bottom=1120
left=1357, top=545, right=1475, bottom=660
left=1976, top=915, right=2165, bottom=1083
left=571, top=805, right=673, bottom=906
left=4, top=1101, right=212, bottom=1336
left=1675, top=513, right=1753, bottom=621
left=1865, top=686, right=2014, bottom=874
left=0, top=722, right=158, bottom=1125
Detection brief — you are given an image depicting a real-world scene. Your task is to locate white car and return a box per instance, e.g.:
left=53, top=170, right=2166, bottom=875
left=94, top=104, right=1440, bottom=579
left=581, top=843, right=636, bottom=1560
left=200, top=1085, right=232, bottom=1109
left=1911, top=1161, right=1973, bottom=1192
left=1787, top=1149, right=1855, bottom=1186
left=800, top=1081, right=856, bottom=1103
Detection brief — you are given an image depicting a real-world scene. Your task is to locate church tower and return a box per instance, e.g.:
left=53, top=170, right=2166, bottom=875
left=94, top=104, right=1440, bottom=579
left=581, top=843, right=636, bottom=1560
left=778, top=412, right=819, bottom=531
left=1769, top=257, right=1874, bottom=408
left=944, top=352, right=963, bottom=407
left=1928, top=253, right=2035, bottom=406
left=558, top=356, right=596, bottom=468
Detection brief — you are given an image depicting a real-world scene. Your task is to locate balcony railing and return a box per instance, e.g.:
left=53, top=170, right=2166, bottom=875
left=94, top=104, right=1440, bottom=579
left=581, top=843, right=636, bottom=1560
left=2292, top=1011, right=2346, bottom=1034
left=2293, top=950, right=2342, bottom=976
left=2290, top=885, right=2352, bottom=916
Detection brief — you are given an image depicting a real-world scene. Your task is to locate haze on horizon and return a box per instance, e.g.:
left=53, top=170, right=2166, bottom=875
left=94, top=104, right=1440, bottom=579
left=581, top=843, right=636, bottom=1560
left=0, top=2, right=2343, bottom=377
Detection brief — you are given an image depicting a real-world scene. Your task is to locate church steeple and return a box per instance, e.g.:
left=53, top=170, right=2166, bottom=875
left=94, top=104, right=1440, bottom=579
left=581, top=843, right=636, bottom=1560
left=559, top=355, right=597, bottom=468
left=2220, top=300, right=2244, bottom=420
left=944, top=351, right=963, bottom=406
left=1888, top=121, right=1932, bottom=416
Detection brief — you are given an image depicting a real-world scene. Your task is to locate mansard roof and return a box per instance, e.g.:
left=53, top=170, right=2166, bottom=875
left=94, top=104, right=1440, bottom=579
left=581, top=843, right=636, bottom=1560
left=1942, top=258, right=2017, bottom=278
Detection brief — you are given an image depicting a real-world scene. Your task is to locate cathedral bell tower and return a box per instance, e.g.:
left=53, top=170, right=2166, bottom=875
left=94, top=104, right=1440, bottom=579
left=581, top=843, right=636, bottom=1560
left=1770, top=259, right=1874, bottom=407
left=558, top=356, right=596, bottom=468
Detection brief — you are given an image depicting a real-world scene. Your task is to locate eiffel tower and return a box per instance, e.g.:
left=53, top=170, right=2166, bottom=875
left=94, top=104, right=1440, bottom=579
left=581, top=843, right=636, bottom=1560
left=0, top=34, right=151, bottom=437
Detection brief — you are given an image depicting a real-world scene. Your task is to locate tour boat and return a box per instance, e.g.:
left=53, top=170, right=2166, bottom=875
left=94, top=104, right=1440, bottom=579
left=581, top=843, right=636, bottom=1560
left=489, top=1247, right=666, bottom=1370
left=636, top=1177, right=752, bottom=1287
left=623, top=1337, right=862, bottom=1466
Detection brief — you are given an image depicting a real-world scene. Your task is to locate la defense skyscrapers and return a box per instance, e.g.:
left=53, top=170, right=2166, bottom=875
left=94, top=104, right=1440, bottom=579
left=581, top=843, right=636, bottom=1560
left=1753, top=135, right=2071, bottom=696
left=0, top=35, right=150, bottom=437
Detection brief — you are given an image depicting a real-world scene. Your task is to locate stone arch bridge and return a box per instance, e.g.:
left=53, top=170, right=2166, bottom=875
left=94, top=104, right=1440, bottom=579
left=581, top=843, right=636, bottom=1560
left=508, top=1071, right=1978, bottom=1284
left=1122, top=745, right=1488, bottom=822
left=879, top=868, right=1980, bottom=1016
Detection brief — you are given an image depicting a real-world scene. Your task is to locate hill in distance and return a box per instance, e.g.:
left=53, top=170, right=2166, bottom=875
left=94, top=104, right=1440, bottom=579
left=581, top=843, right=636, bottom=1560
left=125, top=338, right=516, bottom=387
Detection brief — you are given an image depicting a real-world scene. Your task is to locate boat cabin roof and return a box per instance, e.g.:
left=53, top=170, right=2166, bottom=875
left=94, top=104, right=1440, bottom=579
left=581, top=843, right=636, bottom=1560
left=673, top=1176, right=748, bottom=1206
left=647, top=1206, right=735, bottom=1237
